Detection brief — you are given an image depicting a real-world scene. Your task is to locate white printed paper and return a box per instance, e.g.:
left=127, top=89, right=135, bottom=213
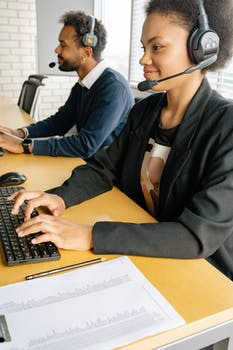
left=0, top=256, right=185, bottom=349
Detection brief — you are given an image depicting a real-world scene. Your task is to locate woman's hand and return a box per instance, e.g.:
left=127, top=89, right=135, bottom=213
left=9, top=190, right=66, bottom=220
left=16, top=214, right=93, bottom=250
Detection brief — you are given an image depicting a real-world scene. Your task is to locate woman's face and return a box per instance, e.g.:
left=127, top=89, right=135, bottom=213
left=140, top=12, right=197, bottom=91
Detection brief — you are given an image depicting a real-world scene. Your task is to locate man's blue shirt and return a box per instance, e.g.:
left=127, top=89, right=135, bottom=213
left=27, top=68, right=134, bottom=158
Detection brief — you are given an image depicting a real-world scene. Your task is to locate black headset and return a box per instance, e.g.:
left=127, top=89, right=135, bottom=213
left=82, top=15, right=98, bottom=48
left=188, top=0, right=219, bottom=68
left=138, top=0, right=220, bottom=91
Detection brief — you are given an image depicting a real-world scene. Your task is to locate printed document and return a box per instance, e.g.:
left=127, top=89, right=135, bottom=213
left=0, top=256, right=185, bottom=349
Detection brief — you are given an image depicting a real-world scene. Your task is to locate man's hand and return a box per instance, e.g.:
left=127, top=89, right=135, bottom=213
left=9, top=190, right=66, bottom=220
left=0, top=133, right=24, bottom=153
left=16, top=215, right=93, bottom=250
left=0, top=126, right=24, bottom=138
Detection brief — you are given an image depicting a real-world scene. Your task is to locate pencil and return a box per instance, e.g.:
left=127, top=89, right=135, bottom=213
left=25, top=257, right=106, bottom=280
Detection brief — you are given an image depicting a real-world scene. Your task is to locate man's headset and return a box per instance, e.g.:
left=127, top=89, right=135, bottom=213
left=82, top=15, right=98, bottom=48
left=138, top=0, right=220, bottom=91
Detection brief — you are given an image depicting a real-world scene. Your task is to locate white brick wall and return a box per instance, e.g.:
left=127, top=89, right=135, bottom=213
left=0, top=0, right=77, bottom=120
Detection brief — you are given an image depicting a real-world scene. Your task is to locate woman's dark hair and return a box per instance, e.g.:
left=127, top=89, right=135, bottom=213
left=145, top=0, right=233, bottom=71
left=60, top=11, right=107, bottom=61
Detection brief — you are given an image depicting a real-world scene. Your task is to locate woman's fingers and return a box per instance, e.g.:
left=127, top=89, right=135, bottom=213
left=16, top=214, right=93, bottom=250
left=17, top=214, right=54, bottom=235
left=9, top=191, right=65, bottom=220
left=10, top=191, right=43, bottom=216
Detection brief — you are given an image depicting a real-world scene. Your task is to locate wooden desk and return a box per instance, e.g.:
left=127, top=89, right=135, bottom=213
left=1, top=97, right=233, bottom=349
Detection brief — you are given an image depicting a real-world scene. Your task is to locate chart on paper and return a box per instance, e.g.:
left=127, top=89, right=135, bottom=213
left=0, top=257, right=185, bottom=350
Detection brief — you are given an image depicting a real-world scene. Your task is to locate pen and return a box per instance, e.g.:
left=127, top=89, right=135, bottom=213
left=25, top=257, right=106, bottom=280
left=0, top=130, right=24, bottom=142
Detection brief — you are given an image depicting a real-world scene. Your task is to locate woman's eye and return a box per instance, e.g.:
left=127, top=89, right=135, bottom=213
left=152, top=45, right=161, bottom=51
left=140, top=46, right=145, bottom=52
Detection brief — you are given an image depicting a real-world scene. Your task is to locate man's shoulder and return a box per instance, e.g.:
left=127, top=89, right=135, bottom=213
left=70, top=81, right=82, bottom=93
left=96, top=67, right=130, bottom=88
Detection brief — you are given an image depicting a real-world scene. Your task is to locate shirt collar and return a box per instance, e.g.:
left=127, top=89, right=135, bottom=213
left=78, top=60, right=108, bottom=89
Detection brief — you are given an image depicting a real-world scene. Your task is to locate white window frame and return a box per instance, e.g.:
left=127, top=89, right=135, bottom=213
left=94, top=0, right=132, bottom=79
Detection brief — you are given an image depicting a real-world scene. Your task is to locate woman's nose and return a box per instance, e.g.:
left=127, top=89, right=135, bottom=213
left=139, top=50, right=152, bottom=66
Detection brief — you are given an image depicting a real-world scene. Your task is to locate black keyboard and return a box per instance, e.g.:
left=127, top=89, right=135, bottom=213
left=0, top=186, right=60, bottom=266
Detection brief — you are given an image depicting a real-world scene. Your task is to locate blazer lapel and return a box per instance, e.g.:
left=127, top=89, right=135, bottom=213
left=159, top=79, right=213, bottom=213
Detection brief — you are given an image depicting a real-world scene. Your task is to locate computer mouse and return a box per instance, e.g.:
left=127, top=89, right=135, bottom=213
left=0, top=172, right=27, bottom=186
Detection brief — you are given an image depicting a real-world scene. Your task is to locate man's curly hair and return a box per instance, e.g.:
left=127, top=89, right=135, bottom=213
left=60, top=11, right=107, bottom=61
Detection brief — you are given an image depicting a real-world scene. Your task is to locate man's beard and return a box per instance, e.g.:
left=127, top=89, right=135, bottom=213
left=58, top=59, right=77, bottom=72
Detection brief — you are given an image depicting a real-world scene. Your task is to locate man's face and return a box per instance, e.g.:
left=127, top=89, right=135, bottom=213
left=55, top=25, right=84, bottom=72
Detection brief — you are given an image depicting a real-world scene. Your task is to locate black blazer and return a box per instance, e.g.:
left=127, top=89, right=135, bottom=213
left=49, top=79, right=233, bottom=279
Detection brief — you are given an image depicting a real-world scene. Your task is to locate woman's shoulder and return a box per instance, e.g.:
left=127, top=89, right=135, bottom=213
left=210, top=89, right=233, bottom=109
left=203, top=90, right=233, bottom=141
left=207, top=90, right=233, bottom=124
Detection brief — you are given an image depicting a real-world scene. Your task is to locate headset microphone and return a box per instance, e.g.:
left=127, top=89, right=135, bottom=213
left=138, top=55, right=217, bottom=91
left=49, top=62, right=56, bottom=68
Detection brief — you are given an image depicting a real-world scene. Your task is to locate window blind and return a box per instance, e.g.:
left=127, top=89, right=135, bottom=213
left=129, top=0, right=148, bottom=86
left=207, top=61, right=233, bottom=99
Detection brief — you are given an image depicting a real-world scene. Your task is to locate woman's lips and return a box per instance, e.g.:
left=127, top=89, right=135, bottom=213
left=144, top=71, right=158, bottom=79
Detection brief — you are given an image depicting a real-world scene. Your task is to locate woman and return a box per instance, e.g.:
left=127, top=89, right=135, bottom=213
left=12, top=0, right=233, bottom=280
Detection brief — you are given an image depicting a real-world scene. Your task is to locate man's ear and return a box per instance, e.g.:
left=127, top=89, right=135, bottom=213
left=83, top=46, right=93, bottom=58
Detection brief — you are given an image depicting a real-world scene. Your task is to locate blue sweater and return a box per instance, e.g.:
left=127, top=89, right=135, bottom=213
left=27, top=68, right=134, bottom=158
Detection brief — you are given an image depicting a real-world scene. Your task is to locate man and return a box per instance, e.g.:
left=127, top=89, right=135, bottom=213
left=0, top=11, right=134, bottom=158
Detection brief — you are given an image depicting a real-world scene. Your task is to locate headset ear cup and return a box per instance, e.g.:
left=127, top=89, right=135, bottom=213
left=82, top=33, right=97, bottom=48
left=82, top=15, right=98, bottom=48
left=82, top=34, right=87, bottom=46
left=188, top=27, right=199, bottom=63
left=188, top=0, right=220, bottom=70
left=188, top=28, right=219, bottom=66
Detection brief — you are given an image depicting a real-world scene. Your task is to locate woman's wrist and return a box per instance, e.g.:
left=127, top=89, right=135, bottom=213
left=87, top=225, right=94, bottom=249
